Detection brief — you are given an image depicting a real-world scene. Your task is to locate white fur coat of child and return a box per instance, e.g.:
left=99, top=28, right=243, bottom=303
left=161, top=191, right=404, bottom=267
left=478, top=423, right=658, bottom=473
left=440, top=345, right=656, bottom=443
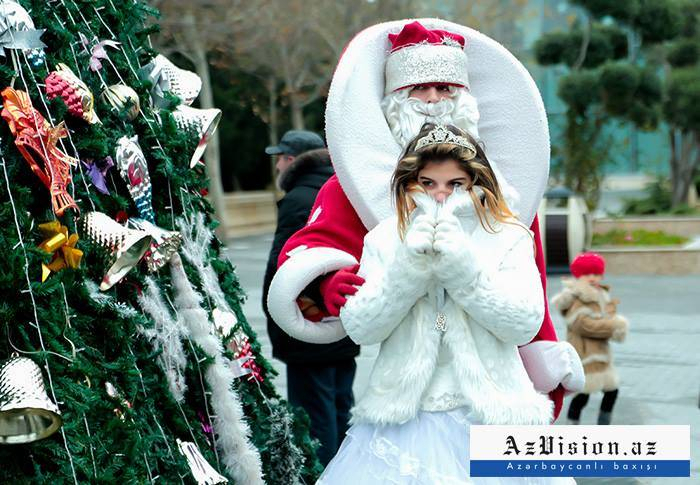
left=340, top=189, right=554, bottom=426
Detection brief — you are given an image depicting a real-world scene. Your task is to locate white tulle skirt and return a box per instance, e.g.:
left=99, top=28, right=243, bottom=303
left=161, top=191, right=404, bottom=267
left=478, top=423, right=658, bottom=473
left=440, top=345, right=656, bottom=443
left=317, top=407, right=575, bottom=485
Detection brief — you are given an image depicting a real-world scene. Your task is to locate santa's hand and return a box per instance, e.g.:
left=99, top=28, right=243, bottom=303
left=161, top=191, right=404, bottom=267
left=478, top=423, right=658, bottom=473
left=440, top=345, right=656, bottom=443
left=433, top=214, right=479, bottom=286
left=297, top=296, right=328, bottom=323
left=320, top=264, right=365, bottom=317
left=404, top=213, right=436, bottom=260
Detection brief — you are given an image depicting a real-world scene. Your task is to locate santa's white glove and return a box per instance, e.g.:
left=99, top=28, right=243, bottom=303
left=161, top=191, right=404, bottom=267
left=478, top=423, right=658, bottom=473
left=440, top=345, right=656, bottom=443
left=519, top=340, right=585, bottom=394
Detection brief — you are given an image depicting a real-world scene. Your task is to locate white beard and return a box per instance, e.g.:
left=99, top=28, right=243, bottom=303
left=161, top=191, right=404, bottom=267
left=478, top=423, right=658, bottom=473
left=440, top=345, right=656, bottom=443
left=381, top=87, right=480, bottom=149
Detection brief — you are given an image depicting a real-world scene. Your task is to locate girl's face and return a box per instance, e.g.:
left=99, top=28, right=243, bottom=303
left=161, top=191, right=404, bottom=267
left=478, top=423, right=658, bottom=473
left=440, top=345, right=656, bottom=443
left=417, top=159, right=472, bottom=203
left=580, top=274, right=603, bottom=287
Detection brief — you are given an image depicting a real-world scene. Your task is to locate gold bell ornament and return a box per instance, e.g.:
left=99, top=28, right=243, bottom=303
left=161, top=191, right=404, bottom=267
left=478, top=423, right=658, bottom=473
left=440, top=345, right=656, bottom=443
left=81, top=211, right=153, bottom=290
left=0, top=355, right=62, bottom=444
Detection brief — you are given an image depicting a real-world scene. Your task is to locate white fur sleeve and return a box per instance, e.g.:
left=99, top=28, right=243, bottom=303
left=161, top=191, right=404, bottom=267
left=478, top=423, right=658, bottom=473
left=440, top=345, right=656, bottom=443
left=341, top=231, right=429, bottom=345
left=446, top=231, right=544, bottom=346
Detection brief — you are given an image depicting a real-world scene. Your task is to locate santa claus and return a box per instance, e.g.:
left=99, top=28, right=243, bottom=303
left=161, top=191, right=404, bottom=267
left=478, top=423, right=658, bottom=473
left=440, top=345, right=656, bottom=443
left=267, top=19, right=583, bottom=420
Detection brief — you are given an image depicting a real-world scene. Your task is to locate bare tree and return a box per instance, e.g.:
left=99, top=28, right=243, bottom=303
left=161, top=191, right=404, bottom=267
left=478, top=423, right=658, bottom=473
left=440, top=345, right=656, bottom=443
left=234, top=0, right=423, bottom=131
left=307, top=0, right=422, bottom=59
left=151, top=0, right=260, bottom=235
left=233, top=1, right=334, bottom=130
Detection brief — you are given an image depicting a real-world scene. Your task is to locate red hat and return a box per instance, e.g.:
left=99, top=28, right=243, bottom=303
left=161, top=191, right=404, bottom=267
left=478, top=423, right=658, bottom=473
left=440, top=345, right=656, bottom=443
left=570, top=252, right=606, bottom=278
left=385, top=21, right=470, bottom=94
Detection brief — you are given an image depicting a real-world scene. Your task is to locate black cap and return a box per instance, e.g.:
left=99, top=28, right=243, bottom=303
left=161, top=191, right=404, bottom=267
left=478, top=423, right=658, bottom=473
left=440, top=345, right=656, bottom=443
left=265, top=130, right=325, bottom=156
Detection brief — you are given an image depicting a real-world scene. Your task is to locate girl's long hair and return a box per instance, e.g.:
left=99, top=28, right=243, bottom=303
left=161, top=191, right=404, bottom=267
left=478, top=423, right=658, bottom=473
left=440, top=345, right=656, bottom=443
left=392, top=123, right=515, bottom=238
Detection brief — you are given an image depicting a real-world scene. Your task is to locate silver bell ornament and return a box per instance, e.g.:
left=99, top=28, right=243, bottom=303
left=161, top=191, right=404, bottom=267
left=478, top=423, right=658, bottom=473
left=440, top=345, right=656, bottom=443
left=81, top=211, right=153, bottom=290
left=127, top=218, right=182, bottom=272
left=0, top=355, right=62, bottom=444
left=140, top=54, right=202, bottom=108
left=100, top=84, right=141, bottom=121
left=172, top=105, right=222, bottom=168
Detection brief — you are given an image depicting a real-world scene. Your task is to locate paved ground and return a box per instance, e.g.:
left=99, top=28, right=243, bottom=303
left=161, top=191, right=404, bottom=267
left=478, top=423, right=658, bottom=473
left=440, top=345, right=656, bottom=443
left=225, top=233, right=700, bottom=484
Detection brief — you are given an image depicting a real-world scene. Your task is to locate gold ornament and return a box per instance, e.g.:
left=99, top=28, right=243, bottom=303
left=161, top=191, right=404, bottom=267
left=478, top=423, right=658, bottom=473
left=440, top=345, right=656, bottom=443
left=0, top=355, right=62, bottom=444
left=81, top=211, right=152, bottom=291
left=100, top=84, right=140, bottom=121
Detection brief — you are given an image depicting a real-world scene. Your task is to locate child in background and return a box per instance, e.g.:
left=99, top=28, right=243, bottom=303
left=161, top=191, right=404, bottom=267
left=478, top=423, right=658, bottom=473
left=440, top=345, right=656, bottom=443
left=552, top=252, right=629, bottom=425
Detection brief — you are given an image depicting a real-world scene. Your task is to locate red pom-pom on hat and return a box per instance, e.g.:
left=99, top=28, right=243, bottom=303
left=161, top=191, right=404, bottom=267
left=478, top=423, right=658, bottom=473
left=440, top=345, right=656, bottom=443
left=388, top=20, right=465, bottom=51
left=570, top=252, right=606, bottom=278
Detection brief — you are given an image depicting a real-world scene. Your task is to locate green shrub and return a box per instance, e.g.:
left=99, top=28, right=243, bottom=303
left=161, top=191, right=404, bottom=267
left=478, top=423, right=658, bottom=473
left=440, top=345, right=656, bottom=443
left=593, top=229, right=689, bottom=246
left=621, top=176, right=698, bottom=215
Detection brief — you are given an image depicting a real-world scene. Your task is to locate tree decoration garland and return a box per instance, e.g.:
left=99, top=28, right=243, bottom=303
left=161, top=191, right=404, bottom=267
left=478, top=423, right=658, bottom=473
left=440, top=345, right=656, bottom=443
left=170, top=253, right=264, bottom=484
left=178, top=214, right=263, bottom=381
left=137, top=277, right=189, bottom=403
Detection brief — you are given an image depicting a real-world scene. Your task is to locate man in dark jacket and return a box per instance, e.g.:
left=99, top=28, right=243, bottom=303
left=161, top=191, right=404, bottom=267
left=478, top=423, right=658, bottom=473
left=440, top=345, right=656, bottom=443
left=262, top=131, right=360, bottom=466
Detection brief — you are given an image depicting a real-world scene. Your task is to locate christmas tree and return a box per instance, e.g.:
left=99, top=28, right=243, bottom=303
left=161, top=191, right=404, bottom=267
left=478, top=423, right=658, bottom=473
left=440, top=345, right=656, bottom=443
left=0, top=0, right=320, bottom=483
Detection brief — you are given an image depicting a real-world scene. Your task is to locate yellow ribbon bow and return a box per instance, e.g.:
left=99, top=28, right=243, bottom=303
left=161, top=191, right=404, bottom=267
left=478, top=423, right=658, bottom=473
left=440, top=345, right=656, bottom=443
left=37, top=221, right=83, bottom=282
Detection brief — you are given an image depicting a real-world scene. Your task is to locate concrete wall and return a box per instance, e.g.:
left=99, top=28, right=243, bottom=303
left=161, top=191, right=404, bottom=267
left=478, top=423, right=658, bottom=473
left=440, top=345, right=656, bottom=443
left=593, top=217, right=700, bottom=239
left=596, top=247, right=700, bottom=275
left=592, top=216, right=700, bottom=274
left=223, top=191, right=277, bottom=238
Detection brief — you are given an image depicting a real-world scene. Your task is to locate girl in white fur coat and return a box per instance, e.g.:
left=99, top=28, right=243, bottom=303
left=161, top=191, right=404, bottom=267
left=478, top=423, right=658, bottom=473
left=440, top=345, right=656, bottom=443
left=318, top=124, right=573, bottom=484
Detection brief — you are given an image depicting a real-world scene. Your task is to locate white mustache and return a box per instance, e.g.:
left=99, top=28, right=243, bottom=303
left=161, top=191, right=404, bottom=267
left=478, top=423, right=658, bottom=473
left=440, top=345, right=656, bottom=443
left=404, top=97, right=456, bottom=118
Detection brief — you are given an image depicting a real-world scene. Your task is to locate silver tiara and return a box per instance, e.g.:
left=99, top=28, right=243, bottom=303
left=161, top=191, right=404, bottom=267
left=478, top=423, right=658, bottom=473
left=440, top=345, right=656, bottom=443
left=415, top=125, right=476, bottom=157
